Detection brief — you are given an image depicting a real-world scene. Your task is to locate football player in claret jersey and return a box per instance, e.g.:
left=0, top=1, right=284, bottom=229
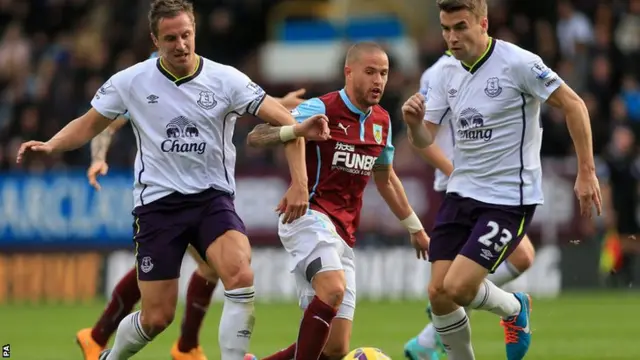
left=404, top=52, right=535, bottom=360
left=75, top=55, right=311, bottom=360
left=243, top=42, right=430, bottom=360
left=402, top=0, right=601, bottom=359
left=16, top=1, right=329, bottom=359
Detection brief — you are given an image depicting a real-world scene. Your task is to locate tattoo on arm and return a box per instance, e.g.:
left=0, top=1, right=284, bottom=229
left=91, top=128, right=113, bottom=162
left=246, top=123, right=285, bottom=148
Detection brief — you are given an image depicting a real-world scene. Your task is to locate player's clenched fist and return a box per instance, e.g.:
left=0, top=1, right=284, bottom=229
left=87, top=160, right=109, bottom=191
left=402, top=93, right=426, bottom=127
left=295, top=114, right=331, bottom=142
left=15, top=140, right=54, bottom=164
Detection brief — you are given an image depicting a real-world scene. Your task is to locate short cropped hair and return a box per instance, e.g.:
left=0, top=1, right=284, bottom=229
left=436, top=0, right=488, bottom=17
left=148, top=0, right=195, bottom=36
left=345, top=41, right=386, bottom=66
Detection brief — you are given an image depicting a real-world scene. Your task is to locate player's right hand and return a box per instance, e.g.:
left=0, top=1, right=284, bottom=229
left=15, top=140, right=53, bottom=164
left=575, top=170, right=602, bottom=218
left=294, top=114, right=331, bottom=142
left=402, top=93, right=426, bottom=127
left=410, top=230, right=430, bottom=260
left=276, top=183, right=309, bottom=224
left=87, top=160, right=109, bottom=191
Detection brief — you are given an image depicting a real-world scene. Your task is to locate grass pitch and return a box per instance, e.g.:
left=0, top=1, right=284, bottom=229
left=2, top=292, right=639, bottom=359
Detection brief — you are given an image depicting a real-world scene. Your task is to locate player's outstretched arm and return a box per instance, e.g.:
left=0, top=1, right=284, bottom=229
left=248, top=97, right=329, bottom=148
left=373, top=165, right=429, bottom=259
left=16, top=108, right=113, bottom=164
left=411, top=143, right=453, bottom=176
left=546, top=83, right=602, bottom=216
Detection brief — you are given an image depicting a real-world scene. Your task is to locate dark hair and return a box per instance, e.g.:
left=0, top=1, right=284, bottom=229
left=436, top=0, right=487, bottom=17
left=148, top=0, right=195, bottom=36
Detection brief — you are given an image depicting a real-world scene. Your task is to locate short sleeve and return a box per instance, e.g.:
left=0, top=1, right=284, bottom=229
left=290, top=98, right=326, bottom=123
left=90, top=73, right=127, bottom=120
left=419, top=68, right=431, bottom=97
left=424, top=68, right=450, bottom=125
left=226, top=67, right=267, bottom=116
left=513, top=53, right=564, bottom=103
left=375, top=121, right=395, bottom=165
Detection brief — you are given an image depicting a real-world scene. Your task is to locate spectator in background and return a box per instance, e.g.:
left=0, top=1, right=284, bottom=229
left=603, top=125, right=640, bottom=288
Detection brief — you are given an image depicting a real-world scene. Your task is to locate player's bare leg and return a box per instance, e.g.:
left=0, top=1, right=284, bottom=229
left=428, top=260, right=475, bottom=360
left=77, top=268, right=141, bottom=360
left=171, top=246, right=219, bottom=360
left=445, top=255, right=531, bottom=360
left=407, top=236, right=535, bottom=359
left=101, top=278, right=179, bottom=360
left=249, top=270, right=344, bottom=360
left=206, top=230, right=255, bottom=360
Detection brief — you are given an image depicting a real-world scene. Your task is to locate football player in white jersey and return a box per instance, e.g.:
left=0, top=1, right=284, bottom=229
left=16, top=1, right=330, bottom=360
left=404, top=52, right=535, bottom=360
left=402, top=1, right=601, bottom=359
left=75, top=51, right=310, bottom=360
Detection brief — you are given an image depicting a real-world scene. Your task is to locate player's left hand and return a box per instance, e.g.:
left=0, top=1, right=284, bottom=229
left=276, top=183, right=309, bottom=224
left=575, top=170, right=602, bottom=218
left=280, top=88, right=307, bottom=110
left=410, top=230, right=430, bottom=260
left=16, top=140, right=53, bottom=164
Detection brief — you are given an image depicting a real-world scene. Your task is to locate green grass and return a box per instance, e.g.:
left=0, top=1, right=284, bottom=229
left=2, top=292, right=640, bottom=359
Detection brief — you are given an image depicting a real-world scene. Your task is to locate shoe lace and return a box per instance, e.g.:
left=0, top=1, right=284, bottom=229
left=500, top=318, right=523, bottom=344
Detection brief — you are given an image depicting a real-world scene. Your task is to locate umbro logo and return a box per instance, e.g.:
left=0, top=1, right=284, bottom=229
left=448, top=89, right=458, bottom=97
left=147, top=94, right=159, bottom=104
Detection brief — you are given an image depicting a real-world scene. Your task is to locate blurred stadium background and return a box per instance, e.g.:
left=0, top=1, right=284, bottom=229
left=1, top=0, right=640, bottom=358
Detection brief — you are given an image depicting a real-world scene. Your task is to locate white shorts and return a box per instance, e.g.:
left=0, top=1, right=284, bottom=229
left=278, top=210, right=356, bottom=320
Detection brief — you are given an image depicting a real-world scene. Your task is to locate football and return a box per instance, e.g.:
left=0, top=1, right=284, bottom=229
left=342, top=347, right=391, bottom=359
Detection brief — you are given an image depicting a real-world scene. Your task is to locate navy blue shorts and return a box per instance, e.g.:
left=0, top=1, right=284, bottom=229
left=132, top=188, right=246, bottom=281
left=429, top=193, right=535, bottom=272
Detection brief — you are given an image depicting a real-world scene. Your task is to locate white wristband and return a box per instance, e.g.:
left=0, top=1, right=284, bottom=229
left=279, top=125, right=297, bottom=142
left=400, top=212, right=424, bottom=234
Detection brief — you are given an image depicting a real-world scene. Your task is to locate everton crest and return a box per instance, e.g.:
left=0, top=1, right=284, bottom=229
left=484, top=77, right=502, bottom=98
left=373, top=123, right=383, bottom=144
left=197, top=90, right=217, bottom=110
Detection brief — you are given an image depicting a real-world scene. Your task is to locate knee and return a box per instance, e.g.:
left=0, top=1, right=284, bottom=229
left=323, top=342, right=349, bottom=360
left=223, top=264, right=254, bottom=290
left=313, top=271, right=346, bottom=308
left=196, top=263, right=219, bottom=283
left=427, top=280, right=459, bottom=314
left=442, top=276, right=476, bottom=307
left=508, top=238, right=535, bottom=272
left=140, top=306, right=175, bottom=336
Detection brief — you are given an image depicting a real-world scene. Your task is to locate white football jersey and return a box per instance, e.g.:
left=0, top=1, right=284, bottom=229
left=91, top=56, right=266, bottom=208
left=425, top=39, right=563, bottom=206
left=420, top=53, right=456, bottom=192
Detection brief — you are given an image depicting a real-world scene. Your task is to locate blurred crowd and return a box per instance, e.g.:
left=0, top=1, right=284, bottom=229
left=2, top=0, right=640, bottom=174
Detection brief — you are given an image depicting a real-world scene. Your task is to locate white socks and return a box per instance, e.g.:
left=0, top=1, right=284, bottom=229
left=432, top=307, right=475, bottom=360
left=219, top=286, right=256, bottom=360
left=106, top=311, right=151, bottom=360
left=468, top=279, right=521, bottom=318
left=487, top=261, right=522, bottom=286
